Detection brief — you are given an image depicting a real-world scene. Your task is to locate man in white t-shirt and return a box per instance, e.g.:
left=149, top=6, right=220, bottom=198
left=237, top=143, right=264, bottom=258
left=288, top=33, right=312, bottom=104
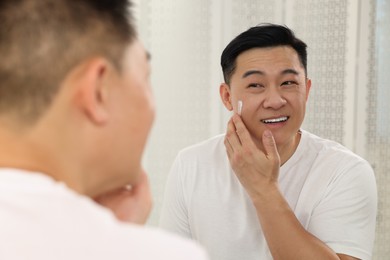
left=0, top=1, right=208, bottom=259
left=160, top=24, right=377, bottom=260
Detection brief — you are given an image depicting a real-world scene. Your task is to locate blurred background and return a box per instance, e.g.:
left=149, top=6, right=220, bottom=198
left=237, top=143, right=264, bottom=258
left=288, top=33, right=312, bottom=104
left=132, top=0, right=389, bottom=259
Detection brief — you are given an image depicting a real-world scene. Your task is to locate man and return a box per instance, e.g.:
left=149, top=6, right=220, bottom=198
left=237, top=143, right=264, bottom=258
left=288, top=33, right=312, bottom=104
left=0, top=0, right=208, bottom=259
left=160, top=24, right=377, bottom=260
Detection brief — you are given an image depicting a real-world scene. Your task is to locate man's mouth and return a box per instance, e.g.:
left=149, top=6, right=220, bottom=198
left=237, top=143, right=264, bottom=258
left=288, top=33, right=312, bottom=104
left=261, top=116, right=289, bottom=124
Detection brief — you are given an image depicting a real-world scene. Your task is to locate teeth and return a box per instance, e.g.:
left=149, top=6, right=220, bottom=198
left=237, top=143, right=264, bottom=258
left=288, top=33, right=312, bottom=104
left=262, top=116, right=288, bottom=124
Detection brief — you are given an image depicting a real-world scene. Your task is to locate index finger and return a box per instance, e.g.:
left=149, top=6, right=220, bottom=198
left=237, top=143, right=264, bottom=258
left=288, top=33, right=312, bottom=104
left=232, top=114, right=256, bottom=148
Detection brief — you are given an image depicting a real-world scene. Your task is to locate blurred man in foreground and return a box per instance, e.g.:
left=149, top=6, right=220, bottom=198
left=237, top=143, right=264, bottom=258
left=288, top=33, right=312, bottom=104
left=0, top=1, right=207, bottom=259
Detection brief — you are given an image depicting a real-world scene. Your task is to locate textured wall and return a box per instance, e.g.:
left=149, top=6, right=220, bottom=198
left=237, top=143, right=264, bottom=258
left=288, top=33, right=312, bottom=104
left=368, top=0, right=390, bottom=258
left=294, top=1, right=348, bottom=144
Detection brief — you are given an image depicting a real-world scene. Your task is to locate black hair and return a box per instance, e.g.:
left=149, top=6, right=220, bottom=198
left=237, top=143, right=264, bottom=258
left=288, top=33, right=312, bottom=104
left=221, top=23, right=307, bottom=84
left=0, top=0, right=136, bottom=123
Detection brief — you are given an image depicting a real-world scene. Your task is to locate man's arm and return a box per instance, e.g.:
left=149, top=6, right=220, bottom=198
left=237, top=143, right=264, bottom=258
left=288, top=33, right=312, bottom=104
left=250, top=182, right=359, bottom=260
left=224, top=114, right=361, bottom=260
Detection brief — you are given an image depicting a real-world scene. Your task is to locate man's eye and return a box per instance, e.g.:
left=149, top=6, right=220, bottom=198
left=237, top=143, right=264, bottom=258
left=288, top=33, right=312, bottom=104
left=248, top=83, right=264, bottom=88
left=282, top=81, right=298, bottom=86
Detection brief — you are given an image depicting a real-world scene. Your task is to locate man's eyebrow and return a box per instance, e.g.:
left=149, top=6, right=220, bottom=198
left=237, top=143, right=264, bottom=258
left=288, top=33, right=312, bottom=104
left=242, top=70, right=265, bottom=78
left=242, top=68, right=300, bottom=79
left=281, top=69, right=299, bottom=75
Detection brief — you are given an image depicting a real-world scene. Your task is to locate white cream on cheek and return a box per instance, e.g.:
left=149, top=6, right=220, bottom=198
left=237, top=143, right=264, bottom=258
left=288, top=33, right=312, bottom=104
left=238, top=100, right=243, bottom=115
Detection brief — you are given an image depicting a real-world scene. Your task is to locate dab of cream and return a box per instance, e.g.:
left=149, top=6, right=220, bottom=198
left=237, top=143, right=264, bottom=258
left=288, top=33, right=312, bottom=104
left=238, top=100, right=243, bottom=115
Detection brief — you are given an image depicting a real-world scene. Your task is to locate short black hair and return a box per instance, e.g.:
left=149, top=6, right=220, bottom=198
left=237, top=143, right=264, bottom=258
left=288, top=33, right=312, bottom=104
left=0, top=0, right=136, bottom=124
left=221, top=23, right=307, bottom=84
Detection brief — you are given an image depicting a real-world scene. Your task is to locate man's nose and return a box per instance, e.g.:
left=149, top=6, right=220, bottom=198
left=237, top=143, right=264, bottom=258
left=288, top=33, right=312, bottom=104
left=262, top=87, right=287, bottom=109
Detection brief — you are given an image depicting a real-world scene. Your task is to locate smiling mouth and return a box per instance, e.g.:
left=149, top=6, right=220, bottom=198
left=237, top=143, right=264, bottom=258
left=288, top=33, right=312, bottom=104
left=261, top=116, right=289, bottom=124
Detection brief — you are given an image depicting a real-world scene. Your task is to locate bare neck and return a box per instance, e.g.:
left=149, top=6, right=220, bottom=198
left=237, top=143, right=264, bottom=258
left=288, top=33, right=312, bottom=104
left=0, top=123, right=85, bottom=195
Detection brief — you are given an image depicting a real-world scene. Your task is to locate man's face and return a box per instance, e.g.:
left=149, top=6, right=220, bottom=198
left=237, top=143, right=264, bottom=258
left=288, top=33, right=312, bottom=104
left=221, top=46, right=311, bottom=150
left=108, top=40, right=154, bottom=185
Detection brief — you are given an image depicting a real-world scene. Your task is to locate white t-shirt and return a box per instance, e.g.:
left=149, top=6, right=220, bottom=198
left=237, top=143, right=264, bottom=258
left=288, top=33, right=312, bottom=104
left=0, top=168, right=208, bottom=260
left=160, top=130, right=377, bottom=260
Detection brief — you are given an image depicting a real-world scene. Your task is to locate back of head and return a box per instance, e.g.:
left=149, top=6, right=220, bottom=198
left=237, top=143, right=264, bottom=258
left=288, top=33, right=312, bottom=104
left=0, top=0, right=136, bottom=125
left=221, top=23, right=307, bottom=84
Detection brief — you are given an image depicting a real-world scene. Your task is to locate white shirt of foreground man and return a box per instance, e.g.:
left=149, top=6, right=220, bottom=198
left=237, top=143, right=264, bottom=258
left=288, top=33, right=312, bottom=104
left=160, top=24, right=377, bottom=260
left=0, top=0, right=207, bottom=259
left=0, top=169, right=207, bottom=260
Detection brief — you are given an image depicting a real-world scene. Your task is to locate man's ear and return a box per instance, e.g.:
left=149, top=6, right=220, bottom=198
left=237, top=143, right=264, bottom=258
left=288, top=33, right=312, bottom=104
left=219, top=83, right=233, bottom=111
left=305, top=78, right=312, bottom=101
left=72, top=58, right=114, bottom=125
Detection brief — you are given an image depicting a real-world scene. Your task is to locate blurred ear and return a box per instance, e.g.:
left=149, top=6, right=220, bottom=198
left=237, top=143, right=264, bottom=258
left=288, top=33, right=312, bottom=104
left=72, top=58, right=115, bottom=125
left=305, top=78, right=312, bottom=101
left=219, top=83, right=233, bottom=111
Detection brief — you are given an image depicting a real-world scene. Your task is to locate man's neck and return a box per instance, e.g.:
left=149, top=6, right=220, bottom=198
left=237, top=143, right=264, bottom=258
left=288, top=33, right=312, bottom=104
left=0, top=126, right=86, bottom=195
left=278, top=131, right=302, bottom=166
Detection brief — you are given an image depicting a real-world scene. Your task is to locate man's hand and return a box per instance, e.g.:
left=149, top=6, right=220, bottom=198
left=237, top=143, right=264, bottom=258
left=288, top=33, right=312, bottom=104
left=94, top=170, right=152, bottom=225
left=224, top=114, right=280, bottom=202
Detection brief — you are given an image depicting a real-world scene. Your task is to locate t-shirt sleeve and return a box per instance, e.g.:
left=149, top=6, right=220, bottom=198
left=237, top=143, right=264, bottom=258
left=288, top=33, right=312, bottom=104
left=159, top=153, right=192, bottom=239
left=307, top=160, right=377, bottom=260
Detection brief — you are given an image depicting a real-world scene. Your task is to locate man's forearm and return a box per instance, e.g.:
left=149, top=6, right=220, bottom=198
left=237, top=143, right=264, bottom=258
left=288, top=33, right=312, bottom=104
left=253, top=185, right=340, bottom=260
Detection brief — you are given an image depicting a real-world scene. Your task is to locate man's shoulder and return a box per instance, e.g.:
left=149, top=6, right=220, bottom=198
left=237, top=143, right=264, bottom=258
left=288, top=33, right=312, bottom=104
left=301, top=130, right=373, bottom=173
left=302, top=130, right=365, bottom=159
left=0, top=171, right=208, bottom=260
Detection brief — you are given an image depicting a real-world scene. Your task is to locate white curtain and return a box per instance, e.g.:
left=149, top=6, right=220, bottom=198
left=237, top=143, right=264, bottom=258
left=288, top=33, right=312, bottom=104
left=133, top=0, right=389, bottom=258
